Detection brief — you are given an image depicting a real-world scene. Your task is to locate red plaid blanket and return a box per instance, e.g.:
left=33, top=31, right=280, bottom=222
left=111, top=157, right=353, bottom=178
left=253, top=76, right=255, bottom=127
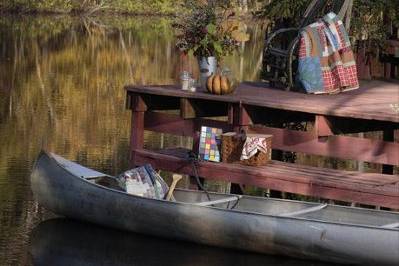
left=298, top=12, right=359, bottom=94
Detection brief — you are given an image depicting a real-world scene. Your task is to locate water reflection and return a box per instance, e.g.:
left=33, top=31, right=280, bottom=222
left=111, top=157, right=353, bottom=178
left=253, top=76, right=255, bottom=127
left=30, top=218, right=338, bottom=266
left=0, top=15, right=264, bottom=264
left=0, top=13, right=389, bottom=266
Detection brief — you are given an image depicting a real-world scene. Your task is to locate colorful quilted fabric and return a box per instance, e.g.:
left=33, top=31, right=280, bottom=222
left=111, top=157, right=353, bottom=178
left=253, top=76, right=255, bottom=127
left=298, top=12, right=359, bottom=94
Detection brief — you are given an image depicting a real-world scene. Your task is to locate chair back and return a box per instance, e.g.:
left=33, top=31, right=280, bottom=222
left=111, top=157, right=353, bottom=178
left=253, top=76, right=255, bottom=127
left=300, top=0, right=354, bottom=30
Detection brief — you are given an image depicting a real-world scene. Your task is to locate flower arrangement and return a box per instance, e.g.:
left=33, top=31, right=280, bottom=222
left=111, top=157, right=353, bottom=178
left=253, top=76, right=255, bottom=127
left=174, top=0, right=249, bottom=61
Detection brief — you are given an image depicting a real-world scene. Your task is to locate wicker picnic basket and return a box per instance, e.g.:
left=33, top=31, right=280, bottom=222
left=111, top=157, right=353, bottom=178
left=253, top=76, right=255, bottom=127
left=221, top=132, right=272, bottom=166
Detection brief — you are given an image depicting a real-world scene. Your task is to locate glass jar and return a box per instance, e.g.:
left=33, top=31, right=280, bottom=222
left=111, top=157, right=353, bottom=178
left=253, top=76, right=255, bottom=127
left=221, top=67, right=239, bottom=91
left=180, top=71, right=191, bottom=91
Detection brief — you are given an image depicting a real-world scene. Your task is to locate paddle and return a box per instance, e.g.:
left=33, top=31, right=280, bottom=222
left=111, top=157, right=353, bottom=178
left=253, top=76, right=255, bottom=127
left=166, top=174, right=183, bottom=201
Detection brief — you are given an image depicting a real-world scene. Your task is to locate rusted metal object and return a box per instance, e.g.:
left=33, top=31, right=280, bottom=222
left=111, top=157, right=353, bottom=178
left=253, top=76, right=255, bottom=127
left=31, top=152, right=399, bottom=265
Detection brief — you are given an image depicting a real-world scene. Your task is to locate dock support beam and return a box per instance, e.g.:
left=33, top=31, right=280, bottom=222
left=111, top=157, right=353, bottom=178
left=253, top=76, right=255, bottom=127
left=228, top=103, right=252, bottom=194
left=382, top=130, right=394, bottom=175
left=129, top=94, right=147, bottom=167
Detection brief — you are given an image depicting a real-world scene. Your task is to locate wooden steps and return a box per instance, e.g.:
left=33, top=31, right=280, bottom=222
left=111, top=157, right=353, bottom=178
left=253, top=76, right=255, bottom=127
left=133, top=148, right=399, bottom=209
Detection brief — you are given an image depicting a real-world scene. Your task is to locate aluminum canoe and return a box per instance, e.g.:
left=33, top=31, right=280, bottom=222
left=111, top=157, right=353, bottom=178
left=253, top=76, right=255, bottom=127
left=30, top=151, right=399, bottom=265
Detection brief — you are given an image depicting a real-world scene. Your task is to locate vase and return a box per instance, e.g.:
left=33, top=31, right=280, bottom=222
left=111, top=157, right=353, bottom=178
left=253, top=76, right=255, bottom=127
left=198, top=56, right=217, bottom=91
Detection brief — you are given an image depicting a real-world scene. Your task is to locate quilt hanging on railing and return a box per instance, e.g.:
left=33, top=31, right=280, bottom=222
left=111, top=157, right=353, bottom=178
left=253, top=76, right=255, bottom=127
left=297, top=12, right=359, bottom=94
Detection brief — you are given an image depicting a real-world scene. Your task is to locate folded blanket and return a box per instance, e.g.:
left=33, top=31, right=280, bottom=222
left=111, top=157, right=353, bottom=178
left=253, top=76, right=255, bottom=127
left=298, top=12, right=359, bottom=94
left=240, top=135, right=269, bottom=160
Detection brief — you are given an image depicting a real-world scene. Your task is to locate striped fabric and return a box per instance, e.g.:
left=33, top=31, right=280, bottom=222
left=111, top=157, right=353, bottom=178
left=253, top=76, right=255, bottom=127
left=298, top=12, right=359, bottom=94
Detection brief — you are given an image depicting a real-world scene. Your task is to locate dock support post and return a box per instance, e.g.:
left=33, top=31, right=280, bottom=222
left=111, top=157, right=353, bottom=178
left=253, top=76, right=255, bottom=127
left=229, top=103, right=251, bottom=133
left=382, top=130, right=394, bottom=175
left=129, top=94, right=147, bottom=167
left=315, top=115, right=334, bottom=137
left=228, top=103, right=252, bottom=194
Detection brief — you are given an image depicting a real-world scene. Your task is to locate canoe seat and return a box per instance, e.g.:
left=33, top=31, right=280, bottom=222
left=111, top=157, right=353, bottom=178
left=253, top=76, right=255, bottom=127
left=381, top=222, right=399, bottom=229
left=279, top=204, right=328, bottom=217
left=194, top=195, right=242, bottom=207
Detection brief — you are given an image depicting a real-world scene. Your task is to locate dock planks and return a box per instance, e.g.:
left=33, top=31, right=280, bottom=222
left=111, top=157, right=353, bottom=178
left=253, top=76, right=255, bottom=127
left=126, top=80, right=399, bottom=122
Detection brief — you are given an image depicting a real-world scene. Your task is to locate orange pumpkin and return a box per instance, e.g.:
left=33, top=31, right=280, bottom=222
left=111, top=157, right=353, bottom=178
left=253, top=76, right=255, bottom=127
left=206, top=74, right=233, bottom=95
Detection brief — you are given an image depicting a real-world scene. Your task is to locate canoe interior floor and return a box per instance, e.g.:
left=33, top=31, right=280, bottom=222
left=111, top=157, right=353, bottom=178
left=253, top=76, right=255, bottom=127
left=173, top=190, right=399, bottom=228
left=81, top=173, right=399, bottom=229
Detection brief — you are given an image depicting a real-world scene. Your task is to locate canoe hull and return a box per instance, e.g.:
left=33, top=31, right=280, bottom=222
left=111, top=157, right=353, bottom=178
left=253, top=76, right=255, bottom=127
left=31, top=152, right=399, bottom=265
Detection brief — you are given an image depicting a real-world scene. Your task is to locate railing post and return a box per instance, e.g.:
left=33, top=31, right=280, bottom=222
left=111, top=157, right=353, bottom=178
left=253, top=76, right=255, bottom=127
left=129, top=94, right=147, bottom=167
left=315, top=115, right=334, bottom=137
left=382, top=130, right=394, bottom=174
left=229, top=103, right=252, bottom=194
left=229, top=103, right=251, bottom=133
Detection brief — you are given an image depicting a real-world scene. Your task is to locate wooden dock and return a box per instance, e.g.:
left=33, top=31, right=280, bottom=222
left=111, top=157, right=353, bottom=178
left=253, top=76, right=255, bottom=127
left=125, top=80, right=399, bottom=208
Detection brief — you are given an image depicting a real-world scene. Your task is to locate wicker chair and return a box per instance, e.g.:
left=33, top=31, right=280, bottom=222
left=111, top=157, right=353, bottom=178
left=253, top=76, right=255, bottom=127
left=262, top=0, right=354, bottom=90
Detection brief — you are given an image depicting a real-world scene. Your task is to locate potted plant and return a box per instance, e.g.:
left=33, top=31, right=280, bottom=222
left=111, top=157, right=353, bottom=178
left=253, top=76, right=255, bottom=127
left=174, top=0, right=249, bottom=88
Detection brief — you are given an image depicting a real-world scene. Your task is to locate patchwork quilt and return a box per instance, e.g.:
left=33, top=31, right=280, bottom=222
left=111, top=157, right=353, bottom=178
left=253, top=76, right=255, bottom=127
left=298, top=12, right=359, bottom=94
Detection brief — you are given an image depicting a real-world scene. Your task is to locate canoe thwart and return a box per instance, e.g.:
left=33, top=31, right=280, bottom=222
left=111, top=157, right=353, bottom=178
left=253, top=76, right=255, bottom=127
left=381, top=222, right=399, bottom=229
left=279, top=204, right=328, bottom=217
left=194, top=196, right=242, bottom=207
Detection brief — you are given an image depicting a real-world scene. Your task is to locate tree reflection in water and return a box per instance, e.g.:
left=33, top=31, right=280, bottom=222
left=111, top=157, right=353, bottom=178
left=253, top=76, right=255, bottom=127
left=0, top=15, right=264, bottom=265
left=3, top=13, right=382, bottom=266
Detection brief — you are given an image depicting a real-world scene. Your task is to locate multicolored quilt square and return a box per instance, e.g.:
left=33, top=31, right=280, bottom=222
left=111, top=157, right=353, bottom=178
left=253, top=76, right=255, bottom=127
left=297, top=12, right=359, bottom=94
left=199, top=126, right=222, bottom=162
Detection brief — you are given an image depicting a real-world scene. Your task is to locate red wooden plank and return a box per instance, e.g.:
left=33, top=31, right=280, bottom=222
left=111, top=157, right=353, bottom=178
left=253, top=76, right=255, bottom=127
left=134, top=149, right=399, bottom=208
left=141, top=112, right=399, bottom=165
left=315, top=115, right=334, bottom=137
left=238, top=81, right=399, bottom=123
left=125, top=80, right=399, bottom=122
left=125, top=84, right=238, bottom=103
left=250, top=126, right=399, bottom=166
left=270, top=161, right=398, bottom=185
left=144, top=112, right=232, bottom=137
left=145, top=149, right=399, bottom=195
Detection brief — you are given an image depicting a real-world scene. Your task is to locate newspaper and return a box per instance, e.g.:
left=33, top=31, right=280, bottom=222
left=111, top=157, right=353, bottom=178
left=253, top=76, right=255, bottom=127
left=117, top=165, right=168, bottom=199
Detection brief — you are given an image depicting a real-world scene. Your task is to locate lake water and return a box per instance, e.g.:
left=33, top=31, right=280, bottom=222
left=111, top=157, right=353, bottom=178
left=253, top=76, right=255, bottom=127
left=0, top=15, right=339, bottom=265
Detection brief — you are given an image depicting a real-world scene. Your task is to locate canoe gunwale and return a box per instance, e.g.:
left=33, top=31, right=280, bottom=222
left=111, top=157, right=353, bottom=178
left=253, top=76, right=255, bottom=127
left=37, top=150, right=399, bottom=232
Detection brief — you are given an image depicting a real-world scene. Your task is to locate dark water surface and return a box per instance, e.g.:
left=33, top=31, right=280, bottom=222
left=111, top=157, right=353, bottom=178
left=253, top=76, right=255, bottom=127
left=0, top=15, right=338, bottom=265
left=30, top=218, right=337, bottom=266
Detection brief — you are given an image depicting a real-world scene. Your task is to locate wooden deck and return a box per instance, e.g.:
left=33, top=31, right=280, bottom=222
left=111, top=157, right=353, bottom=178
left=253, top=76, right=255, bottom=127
left=126, top=80, right=399, bottom=123
left=125, top=80, right=399, bottom=208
